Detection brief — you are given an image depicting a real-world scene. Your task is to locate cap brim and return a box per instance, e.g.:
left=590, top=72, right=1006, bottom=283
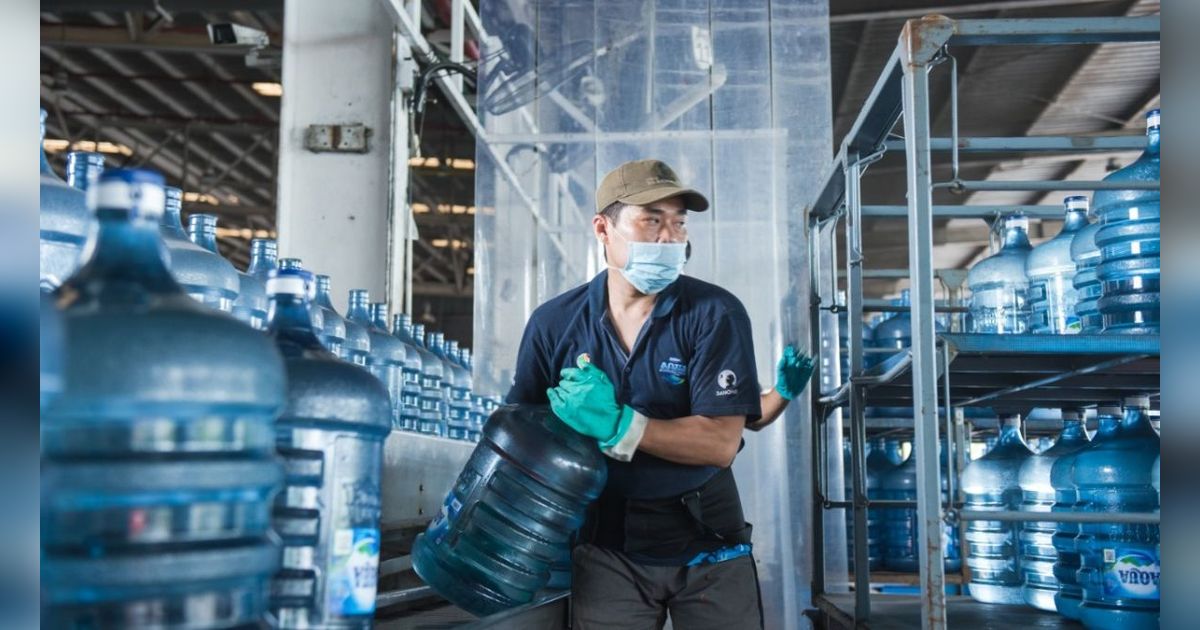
left=619, top=185, right=709, bottom=212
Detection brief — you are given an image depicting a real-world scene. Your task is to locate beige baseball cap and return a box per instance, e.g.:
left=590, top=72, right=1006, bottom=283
left=595, top=159, right=709, bottom=213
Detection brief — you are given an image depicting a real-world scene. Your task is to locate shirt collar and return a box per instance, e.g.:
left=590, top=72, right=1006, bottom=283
left=588, top=270, right=681, bottom=320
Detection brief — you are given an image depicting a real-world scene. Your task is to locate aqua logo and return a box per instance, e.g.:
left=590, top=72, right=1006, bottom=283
left=658, top=357, right=687, bottom=386
left=1105, top=548, right=1160, bottom=599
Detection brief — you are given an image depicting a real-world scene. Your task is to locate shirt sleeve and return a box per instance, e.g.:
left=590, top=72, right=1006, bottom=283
left=505, top=315, right=553, bottom=405
left=688, top=302, right=762, bottom=422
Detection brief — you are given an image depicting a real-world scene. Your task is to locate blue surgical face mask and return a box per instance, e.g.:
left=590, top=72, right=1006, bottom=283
left=608, top=226, right=687, bottom=295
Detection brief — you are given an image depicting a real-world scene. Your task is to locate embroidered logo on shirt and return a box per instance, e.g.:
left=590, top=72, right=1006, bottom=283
left=658, top=357, right=687, bottom=386
left=716, top=369, right=738, bottom=396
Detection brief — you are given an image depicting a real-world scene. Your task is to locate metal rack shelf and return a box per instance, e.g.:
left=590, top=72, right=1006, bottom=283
left=804, top=14, right=1160, bottom=630
left=863, top=335, right=1159, bottom=412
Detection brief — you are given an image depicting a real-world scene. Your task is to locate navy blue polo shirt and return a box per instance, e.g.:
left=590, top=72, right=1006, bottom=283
left=506, top=270, right=761, bottom=501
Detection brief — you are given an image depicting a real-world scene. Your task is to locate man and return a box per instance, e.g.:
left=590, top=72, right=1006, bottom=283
left=505, top=159, right=811, bottom=629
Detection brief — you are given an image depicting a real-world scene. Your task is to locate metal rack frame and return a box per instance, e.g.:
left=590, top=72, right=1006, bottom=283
left=805, top=15, right=1160, bottom=630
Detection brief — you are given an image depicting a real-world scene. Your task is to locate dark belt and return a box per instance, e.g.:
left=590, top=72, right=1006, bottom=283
left=582, top=467, right=753, bottom=560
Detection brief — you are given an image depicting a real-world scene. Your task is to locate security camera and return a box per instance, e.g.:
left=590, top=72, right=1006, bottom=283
left=206, top=23, right=270, bottom=47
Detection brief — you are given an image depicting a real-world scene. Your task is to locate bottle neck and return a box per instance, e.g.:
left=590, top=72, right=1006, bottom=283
left=188, top=220, right=220, bottom=254
left=391, top=315, right=411, bottom=340
left=371, top=309, right=389, bottom=330
left=1062, top=208, right=1089, bottom=233
left=998, top=416, right=1025, bottom=444
left=1002, top=225, right=1032, bottom=250
left=1059, top=417, right=1086, bottom=441
left=346, top=293, right=372, bottom=322
left=1120, top=402, right=1154, bottom=433
left=159, top=204, right=188, bottom=239
left=314, top=279, right=336, bottom=309
left=268, top=294, right=325, bottom=351
left=1146, top=126, right=1160, bottom=156
left=73, top=210, right=179, bottom=293
left=248, top=248, right=278, bottom=276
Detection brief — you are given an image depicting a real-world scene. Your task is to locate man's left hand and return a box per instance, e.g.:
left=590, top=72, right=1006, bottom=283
left=775, top=345, right=815, bottom=401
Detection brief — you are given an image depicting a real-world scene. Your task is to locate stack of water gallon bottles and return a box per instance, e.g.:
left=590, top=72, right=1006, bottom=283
left=957, top=109, right=1161, bottom=628
left=36, top=108, right=500, bottom=627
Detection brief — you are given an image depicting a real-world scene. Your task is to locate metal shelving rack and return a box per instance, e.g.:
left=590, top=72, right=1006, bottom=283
left=804, top=15, right=1160, bottom=630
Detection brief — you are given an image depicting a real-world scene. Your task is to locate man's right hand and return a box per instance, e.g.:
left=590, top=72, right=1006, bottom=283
left=546, top=359, right=637, bottom=447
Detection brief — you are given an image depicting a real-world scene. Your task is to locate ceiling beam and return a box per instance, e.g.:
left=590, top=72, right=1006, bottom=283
left=41, top=79, right=272, bottom=207
left=40, top=24, right=260, bottom=55
left=42, top=0, right=282, bottom=10
left=54, top=109, right=273, bottom=135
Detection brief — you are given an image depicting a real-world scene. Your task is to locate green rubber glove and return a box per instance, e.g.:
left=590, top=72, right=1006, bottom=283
left=547, top=356, right=636, bottom=447
left=775, top=344, right=815, bottom=401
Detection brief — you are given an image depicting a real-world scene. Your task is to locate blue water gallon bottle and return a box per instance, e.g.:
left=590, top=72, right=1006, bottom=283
left=232, top=238, right=277, bottom=330
left=185, top=212, right=242, bottom=310
left=968, top=214, right=1034, bottom=334
left=468, top=394, right=487, bottom=442
left=411, top=404, right=606, bottom=616
left=429, top=332, right=455, bottom=428
left=41, top=169, right=286, bottom=626
left=312, top=274, right=349, bottom=356
left=391, top=313, right=425, bottom=432
left=1052, top=404, right=1122, bottom=619
left=962, top=413, right=1034, bottom=603
left=1093, top=109, right=1161, bottom=335
left=410, top=323, right=446, bottom=436
left=40, top=110, right=95, bottom=291
left=861, top=437, right=895, bottom=570
left=345, top=291, right=405, bottom=430
left=1017, top=409, right=1091, bottom=610
left=1027, top=197, right=1089, bottom=334
left=444, top=340, right=474, bottom=440
left=158, top=189, right=239, bottom=312
left=264, top=268, right=391, bottom=627
left=1075, top=396, right=1160, bottom=629
left=881, top=438, right=962, bottom=573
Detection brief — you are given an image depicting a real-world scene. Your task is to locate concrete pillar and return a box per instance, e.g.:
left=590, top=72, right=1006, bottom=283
left=276, top=0, right=398, bottom=311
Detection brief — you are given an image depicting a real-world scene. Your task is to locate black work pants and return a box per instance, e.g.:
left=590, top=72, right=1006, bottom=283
left=570, top=543, right=764, bottom=630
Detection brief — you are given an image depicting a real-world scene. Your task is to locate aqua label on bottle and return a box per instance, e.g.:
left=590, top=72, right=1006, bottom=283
left=1103, top=546, right=1160, bottom=600
left=326, top=528, right=380, bottom=615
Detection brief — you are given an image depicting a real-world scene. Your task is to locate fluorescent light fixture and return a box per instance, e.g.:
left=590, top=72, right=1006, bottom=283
left=252, top=82, right=282, bottom=97
left=43, top=138, right=134, bottom=156
left=183, top=191, right=220, bottom=206
left=216, top=227, right=277, bottom=239
left=407, top=156, right=475, bottom=170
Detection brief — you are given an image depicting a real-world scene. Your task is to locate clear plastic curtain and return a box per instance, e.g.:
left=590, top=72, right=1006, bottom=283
left=473, top=1, right=833, bottom=626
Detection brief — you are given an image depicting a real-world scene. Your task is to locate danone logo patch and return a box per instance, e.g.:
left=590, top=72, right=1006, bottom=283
left=716, top=369, right=738, bottom=397
left=658, top=357, right=687, bottom=386
left=1103, top=547, right=1160, bottom=600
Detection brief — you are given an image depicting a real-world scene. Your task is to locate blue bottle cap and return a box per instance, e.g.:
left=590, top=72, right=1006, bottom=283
left=267, top=267, right=315, bottom=298
left=1146, top=108, right=1160, bottom=129
left=93, top=168, right=167, bottom=218
left=1063, top=195, right=1088, bottom=211
left=279, top=257, right=304, bottom=270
